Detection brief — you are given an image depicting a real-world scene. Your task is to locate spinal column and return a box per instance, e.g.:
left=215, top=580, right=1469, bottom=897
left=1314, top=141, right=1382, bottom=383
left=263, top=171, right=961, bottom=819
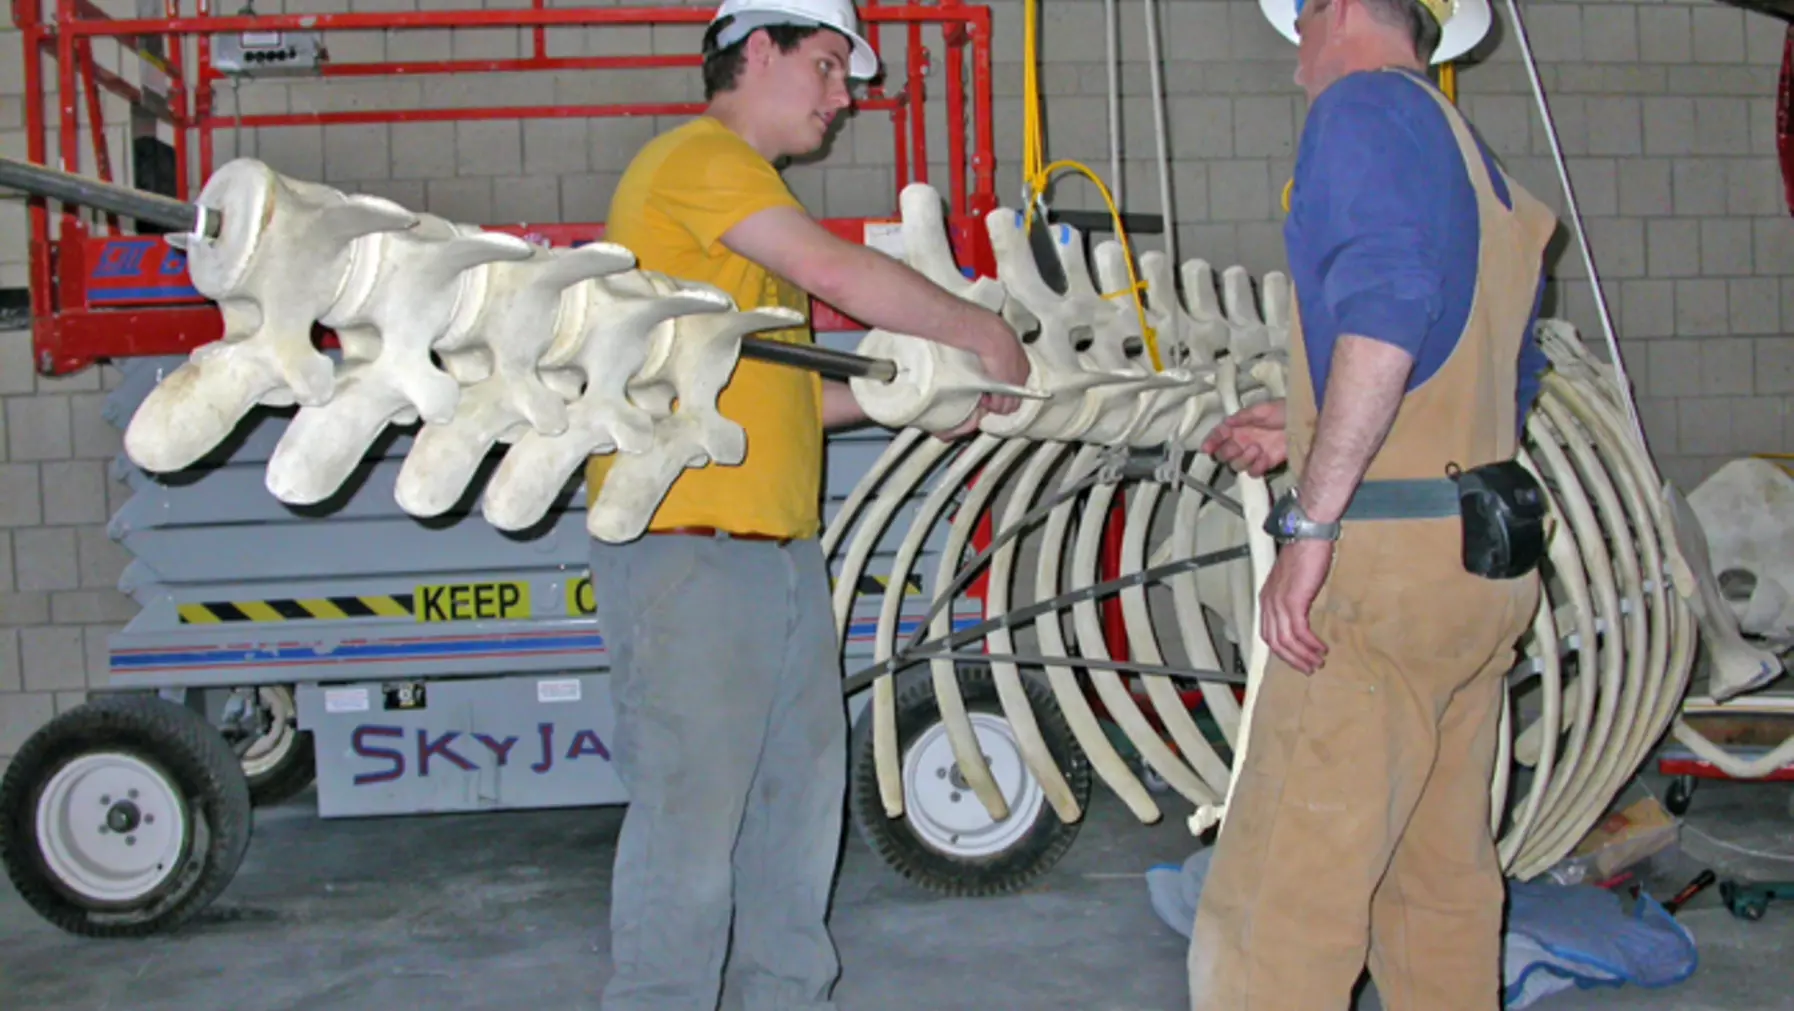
left=122, top=158, right=800, bottom=541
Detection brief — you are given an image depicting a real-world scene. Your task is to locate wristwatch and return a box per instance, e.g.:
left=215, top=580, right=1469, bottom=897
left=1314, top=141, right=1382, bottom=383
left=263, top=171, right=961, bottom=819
left=1264, top=488, right=1341, bottom=545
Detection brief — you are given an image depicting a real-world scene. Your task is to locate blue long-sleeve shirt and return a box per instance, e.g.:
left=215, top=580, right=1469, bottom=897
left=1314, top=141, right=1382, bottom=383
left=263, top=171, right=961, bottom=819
left=1283, top=69, right=1548, bottom=437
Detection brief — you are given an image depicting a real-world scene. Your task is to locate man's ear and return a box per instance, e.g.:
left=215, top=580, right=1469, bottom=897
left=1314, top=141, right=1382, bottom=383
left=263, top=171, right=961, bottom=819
left=742, top=28, right=774, bottom=72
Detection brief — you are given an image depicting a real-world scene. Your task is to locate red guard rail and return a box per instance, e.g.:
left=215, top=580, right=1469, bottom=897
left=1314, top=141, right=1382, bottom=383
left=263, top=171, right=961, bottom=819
left=9, top=0, right=998, bottom=375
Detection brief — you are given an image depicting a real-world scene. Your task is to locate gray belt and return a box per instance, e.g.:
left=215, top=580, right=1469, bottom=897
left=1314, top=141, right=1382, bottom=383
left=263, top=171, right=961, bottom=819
left=1342, top=478, right=1461, bottom=521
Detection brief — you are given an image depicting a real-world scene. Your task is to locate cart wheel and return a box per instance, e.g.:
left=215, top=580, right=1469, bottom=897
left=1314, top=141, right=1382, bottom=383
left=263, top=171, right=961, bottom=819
left=231, top=686, right=315, bottom=807
left=1665, top=775, right=1696, bottom=816
left=850, top=665, right=1091, bottom=897
left=0, top=693, right=253, bottom=937
left=1742, top=901, right=1767, bottom=921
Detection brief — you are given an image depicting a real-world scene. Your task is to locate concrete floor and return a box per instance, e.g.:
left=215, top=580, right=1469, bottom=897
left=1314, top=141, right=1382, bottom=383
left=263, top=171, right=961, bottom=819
left=4, top=768, right=1794, bottom=1010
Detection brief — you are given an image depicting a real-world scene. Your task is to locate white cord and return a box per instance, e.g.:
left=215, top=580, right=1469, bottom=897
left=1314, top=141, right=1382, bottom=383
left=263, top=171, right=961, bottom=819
left=1501, top=0, right=1647, bottom=450
left=1144, top=0, right=1176, bottom=266
left=1106, top=0, right=1122, bottom=210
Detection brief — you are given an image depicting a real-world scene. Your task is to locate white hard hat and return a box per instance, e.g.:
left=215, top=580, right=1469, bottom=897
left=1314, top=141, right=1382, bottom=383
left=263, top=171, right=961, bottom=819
left=708, top=0, right=879, bottom=80
left=1257, top=0, right=1491, bottom=64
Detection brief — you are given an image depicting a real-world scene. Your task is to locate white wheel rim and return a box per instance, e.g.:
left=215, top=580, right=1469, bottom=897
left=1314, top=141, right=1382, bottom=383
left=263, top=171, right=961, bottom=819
left=900, top=712, right=1047, bottom=858
left=240, top=686, right=298, bottom=778
left=34, top=753, right=189, bottom=904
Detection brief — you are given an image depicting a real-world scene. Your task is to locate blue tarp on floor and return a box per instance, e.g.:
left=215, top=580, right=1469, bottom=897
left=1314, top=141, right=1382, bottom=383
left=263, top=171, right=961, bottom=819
left=1146, top=847, right=1698, bottom=1008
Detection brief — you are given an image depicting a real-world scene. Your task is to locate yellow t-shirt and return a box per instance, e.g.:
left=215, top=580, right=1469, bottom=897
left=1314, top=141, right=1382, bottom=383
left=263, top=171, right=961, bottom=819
left=585, top=116, right=825, bottom=540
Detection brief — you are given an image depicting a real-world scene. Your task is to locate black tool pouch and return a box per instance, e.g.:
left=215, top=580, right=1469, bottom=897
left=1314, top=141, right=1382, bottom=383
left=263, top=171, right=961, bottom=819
left=1447, top=459, right=1548, bottom=580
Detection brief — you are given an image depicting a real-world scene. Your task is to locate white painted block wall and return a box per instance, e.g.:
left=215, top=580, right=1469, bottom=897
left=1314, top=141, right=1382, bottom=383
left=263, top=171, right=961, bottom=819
left=1, top=0, right=1790, bottom=764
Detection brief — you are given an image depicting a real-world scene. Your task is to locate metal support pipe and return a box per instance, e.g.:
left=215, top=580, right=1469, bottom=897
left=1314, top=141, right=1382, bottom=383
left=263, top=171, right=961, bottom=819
left=0, top=154, right=901, bottom=384
left=0, top=154, right=208, bottom=236
left=740, top=339, right=898, bottom=383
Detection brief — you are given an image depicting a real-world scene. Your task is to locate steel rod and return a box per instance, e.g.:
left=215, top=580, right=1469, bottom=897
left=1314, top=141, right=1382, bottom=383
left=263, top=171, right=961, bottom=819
left=0, top=154, right=203, bottom=235
left=843, top=543, right=1253, bottom=693
left=739, top=338, right=899, bottom=383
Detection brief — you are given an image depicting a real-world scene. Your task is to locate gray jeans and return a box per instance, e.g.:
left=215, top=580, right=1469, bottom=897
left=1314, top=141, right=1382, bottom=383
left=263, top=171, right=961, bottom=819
left=590, top=531, right=848, bottom=1011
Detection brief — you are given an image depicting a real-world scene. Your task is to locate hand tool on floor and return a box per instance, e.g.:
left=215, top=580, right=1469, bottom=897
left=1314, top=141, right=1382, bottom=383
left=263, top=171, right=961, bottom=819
left=1720, top=878, right=1794, bottom=921
left=0, top=153, right=901, bottom=385
left=1661, top=869, right=1716, bottom=915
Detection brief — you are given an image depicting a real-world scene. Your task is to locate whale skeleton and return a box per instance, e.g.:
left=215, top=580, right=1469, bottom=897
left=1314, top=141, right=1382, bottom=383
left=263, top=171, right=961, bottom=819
left=113, top=160, right=1767, bottom=881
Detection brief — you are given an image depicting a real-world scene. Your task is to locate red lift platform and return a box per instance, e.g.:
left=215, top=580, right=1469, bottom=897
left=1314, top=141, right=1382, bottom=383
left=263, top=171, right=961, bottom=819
left=7, top=0, right=1211, bottom=734
left=10, top=0, right=1000, bottom=375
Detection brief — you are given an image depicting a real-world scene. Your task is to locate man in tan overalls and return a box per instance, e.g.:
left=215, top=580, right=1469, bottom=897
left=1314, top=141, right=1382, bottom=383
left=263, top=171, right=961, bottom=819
left=1190, top=0, right=1558, bottom=1005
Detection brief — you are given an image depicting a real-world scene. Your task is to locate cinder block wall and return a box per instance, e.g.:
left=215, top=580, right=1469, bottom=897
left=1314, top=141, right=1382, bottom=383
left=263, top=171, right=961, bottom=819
left=0, top=0, right=1786, bottom=763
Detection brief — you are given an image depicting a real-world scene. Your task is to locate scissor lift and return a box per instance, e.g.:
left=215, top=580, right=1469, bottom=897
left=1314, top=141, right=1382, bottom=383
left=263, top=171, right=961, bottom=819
left=0, top=0, right=1192, bottom=938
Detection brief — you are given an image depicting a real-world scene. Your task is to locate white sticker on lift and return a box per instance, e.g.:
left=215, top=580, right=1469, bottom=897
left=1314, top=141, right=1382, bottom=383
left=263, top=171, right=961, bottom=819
left=324, top=687, right=369, bottom=713
left=863, top=222, right=904, bottom=261
left=538, top=678, right=581, bottom=703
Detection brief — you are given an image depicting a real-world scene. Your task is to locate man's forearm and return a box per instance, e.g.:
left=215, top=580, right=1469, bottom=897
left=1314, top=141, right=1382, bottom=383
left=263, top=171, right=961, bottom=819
left=723, top=206, right=1011, bottom=357
left=814, top=243, right=1004, bottom=353
left=1296, top=335, right=1415, bottom=524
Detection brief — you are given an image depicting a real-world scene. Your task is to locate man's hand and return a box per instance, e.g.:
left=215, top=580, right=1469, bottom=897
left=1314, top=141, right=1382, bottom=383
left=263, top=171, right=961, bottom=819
left=1260, top=538, right=1332, bottom=674
left=1201, top=399, right=1288, bottom=476
left=929, top=318, right=1029, bottom=441
left=967, top=316, right=1030, bottom=418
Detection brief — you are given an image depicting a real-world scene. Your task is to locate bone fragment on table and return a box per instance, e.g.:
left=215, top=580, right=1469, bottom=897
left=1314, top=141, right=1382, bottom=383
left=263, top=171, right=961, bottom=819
left=1689, top=457, right=1794, bottom=640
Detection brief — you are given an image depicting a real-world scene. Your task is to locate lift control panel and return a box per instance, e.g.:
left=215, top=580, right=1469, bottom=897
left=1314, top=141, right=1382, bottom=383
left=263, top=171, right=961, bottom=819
left=210, top=30, right=325, bottom=76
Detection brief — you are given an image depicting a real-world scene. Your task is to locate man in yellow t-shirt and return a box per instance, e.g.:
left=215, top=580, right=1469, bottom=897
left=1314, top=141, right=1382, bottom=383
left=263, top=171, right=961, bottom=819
left=584, top=1, right=1030, bottom=1008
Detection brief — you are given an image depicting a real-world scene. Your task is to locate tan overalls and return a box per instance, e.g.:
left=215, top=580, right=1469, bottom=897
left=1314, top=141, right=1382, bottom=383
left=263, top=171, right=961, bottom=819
left=1188, top=72, right=1559, bottom=1011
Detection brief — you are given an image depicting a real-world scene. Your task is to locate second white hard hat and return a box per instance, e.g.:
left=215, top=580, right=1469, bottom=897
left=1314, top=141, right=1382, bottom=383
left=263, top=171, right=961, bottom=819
left=1256, top=0, right=1492, bottom=64
left=708, top=0, right=880, bottom=80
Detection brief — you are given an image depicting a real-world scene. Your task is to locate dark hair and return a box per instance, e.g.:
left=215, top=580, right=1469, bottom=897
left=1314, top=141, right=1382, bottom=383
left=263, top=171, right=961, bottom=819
left=1358, top=0, right=1443, bottom=62
left=701, top=19, right=825, bottom=98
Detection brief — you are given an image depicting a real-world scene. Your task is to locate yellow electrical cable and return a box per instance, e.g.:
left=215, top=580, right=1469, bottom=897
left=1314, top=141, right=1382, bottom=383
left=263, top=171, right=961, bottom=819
left=1754, top=452, right=1794, bottom=479
left=1019, top=0, right=1164, bottom=370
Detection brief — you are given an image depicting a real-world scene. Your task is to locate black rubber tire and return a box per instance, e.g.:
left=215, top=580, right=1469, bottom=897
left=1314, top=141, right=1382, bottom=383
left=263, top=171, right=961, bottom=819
left=239, top=703, right=316, bottom=809
left=1665, top=776, right=1694, bottom=817
left=0, top=693, right=254, bottom=937
left=216, top=686, right=314, bottom=807
left=850, top=665, right=1091, bottom=897
left=245, top=731, right=315, bottom=807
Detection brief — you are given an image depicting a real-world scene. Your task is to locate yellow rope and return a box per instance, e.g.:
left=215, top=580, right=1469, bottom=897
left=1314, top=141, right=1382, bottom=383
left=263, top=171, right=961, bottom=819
left=1020, top=0, right=1163, bottom=370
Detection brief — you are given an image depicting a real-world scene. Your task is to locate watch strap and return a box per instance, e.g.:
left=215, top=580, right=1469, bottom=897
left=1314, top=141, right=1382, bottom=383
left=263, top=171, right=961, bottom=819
left=1264, top=488, right=1341, bottom=543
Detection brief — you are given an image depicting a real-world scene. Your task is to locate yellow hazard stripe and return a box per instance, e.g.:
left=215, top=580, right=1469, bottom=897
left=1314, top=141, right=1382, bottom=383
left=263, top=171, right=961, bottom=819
left=177, top=603, right=221, bottom=624
left=233, top=601, right=286, bottom=622
left=298, top=598, right=348, bottom=620
left=363, top=596, right=412, bottom=618
left=175, top=594, right=416, bottom=623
